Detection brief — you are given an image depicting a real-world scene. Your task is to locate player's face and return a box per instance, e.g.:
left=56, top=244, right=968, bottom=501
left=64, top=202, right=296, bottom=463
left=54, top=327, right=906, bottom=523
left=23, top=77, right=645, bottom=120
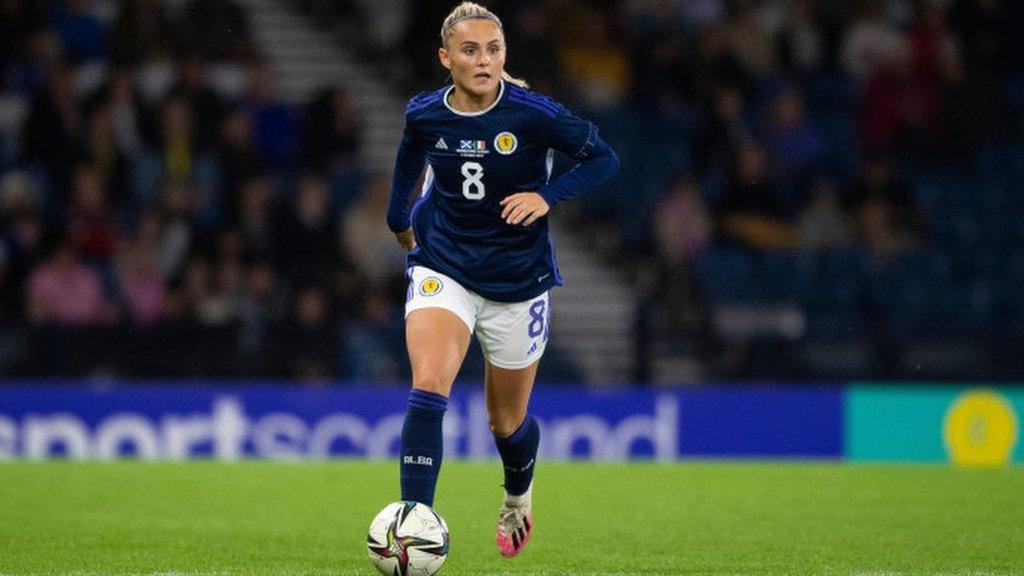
left=440, top=19, right=505, bottom=100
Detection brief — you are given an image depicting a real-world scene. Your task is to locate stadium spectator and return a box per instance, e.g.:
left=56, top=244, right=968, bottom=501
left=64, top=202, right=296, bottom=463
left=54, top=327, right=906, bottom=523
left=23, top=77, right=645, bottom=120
left=303, top=87, right=362, bottom=175
left=841, top=1, right=906, bottom=82
left=0, top=175, right=43, bottom=321
left=949, top=0, right=1007, bottom=77
left=177, top=255, right=233, bottom=326
left=1, top=215, right=44, bottom=320
left=245, top=65, right=302, bottom=171
left=798, top=178, right=854, bottom=251
left=117, top=212, right=166, bottom=325
left=506, top=4, right=561, bottom=95
left=342, top=174, right=406, bottom=291
left=557, top=8, right=630, bottom=110
left=158, top=96, right=197, bottom=184
left=237, top=175, right=275, bottom=260
left=938, top=36, right=999, bottom=155
left=688, top=21, right=747, bottom=102
left=21, top=66, right=80, bottom=192
left=693, top=85, right=751, bottom=177
left=776, top=0, right=824, bottom=79
left=236, top=258, right=287, bottom=343
left=50, top=0, right=106, bottom=65
left=279, top=283, right=339, bottom=381
left=67, top=164, right=119, bottom=266
left=174, top=57, right=227, bottom=153
left=109, top=0, right=177, bottom=67
left=179, top=0, right=252, bottom=61
left=726, top=0, right=777, bottom=80
left=104, top=69, right=144, bottom=157
left=762, top=86, right=828, bottom=177
left=681, top=0, right=726, bottom=28
left=276, top=175, right=337, bottom=288
left=652, top=174, right=711, bottom=335
left=212, top=232, right=246, bottom=322
left=654, top=174, right=711, bottom=267
left=217, top=110, right=260, bottom=225
left=716, top=141, right=797, bottom=250
left=154, top=181, right=198, bottom=280
left=856, top=47, right=923, bottom=154
left=26, top=237, right=111, bottom=325
left=79, top=102, right=132, bottom=207
left=0, top=171, right=40, bottom=217
left=845, top=158, right=924, bottom=262
left=344, top=290, right=404, bottom=382
left=0, top=1, right=45, bottom=82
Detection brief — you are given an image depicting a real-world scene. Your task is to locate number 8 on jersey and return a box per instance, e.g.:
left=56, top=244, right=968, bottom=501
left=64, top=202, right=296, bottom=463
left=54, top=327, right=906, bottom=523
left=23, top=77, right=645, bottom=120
left=461, top=161, right=485, bottom=200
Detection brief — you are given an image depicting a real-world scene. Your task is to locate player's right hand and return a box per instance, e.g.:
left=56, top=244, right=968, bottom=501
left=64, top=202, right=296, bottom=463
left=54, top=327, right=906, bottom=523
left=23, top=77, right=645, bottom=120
left=395, top=228, right=416, bottom=251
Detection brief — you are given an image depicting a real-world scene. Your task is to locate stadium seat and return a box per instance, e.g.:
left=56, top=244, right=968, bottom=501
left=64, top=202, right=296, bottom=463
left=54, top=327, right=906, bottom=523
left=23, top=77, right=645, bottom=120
left=695, top=249, right=757, bottom=304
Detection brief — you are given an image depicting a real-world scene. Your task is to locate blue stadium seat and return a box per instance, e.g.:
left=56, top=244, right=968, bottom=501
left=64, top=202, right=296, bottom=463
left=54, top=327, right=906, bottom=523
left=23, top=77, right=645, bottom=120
left=756, top=250, right=812, bottom=303
left=814, top=249, right=870, bottom=307
left=884, top=279, right=932, bottom=336
left=789, top=249, right=872, bottom=338
left=699, top=175, right=726, bottom=209
left=884, top=250, right=953, bottom=286
left=929, top=281, right=999, bottom=334
left=694, top=249, right=757, bottom=303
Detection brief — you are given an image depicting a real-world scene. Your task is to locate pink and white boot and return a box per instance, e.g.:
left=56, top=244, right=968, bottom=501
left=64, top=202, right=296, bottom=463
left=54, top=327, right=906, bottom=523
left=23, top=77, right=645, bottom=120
left=496, top=482, right=533, bottom=557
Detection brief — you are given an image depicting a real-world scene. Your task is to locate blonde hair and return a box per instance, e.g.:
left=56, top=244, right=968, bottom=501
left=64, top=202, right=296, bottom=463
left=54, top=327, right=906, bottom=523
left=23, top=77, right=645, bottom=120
left=440, top=2, right=529, bottom=89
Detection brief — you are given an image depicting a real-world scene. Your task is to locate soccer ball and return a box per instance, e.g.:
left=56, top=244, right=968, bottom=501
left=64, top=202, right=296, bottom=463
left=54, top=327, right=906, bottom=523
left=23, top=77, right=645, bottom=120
left=367, top=501, right=449, bottom=576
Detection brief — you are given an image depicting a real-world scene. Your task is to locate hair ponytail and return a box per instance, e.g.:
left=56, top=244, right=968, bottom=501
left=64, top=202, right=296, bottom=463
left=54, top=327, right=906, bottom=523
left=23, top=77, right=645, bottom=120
left=441, top=2, right=529, bottom=90
left=501, top=71, right=529, bottom=89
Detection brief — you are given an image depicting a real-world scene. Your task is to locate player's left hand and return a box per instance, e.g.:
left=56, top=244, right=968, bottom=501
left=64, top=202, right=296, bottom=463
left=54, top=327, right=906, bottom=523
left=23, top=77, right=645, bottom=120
left=395, top=227, right=417, bottom=251
left=500, top=192, right=549, bottom=226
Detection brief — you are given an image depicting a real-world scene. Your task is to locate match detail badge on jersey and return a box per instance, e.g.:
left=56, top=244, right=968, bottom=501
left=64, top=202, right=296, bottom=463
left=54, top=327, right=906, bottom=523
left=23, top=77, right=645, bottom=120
left=419, top=276, right=444, bottom=297
left=458, top=140, right=488, bottom=158
left=494, top=131, right=518, bottom=155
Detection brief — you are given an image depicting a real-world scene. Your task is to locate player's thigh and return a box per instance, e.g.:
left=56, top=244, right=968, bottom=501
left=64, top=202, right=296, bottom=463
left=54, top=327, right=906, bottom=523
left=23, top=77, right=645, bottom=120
left=406, top=308, right=471, bottom=397
left=477, top=293, right=549, bottom=436
left=405, top=266, right=477, bottom=397
left=484, top=359, right=539, bottom=437
left=475, top=292, right=550, bottom=371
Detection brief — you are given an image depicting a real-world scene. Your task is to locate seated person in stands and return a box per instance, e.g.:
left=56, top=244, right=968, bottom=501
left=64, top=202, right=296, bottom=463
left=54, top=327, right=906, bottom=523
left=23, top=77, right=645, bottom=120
left=715, top=141, right=798, bottom=250
left=845, top=158, right=925, bottom=261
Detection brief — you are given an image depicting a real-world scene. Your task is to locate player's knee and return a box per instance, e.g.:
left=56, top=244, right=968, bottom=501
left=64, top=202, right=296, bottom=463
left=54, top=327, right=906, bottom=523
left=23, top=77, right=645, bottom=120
left=411, top=373, right=450, bottom=396
left=489, top=412, right=525, bottom=438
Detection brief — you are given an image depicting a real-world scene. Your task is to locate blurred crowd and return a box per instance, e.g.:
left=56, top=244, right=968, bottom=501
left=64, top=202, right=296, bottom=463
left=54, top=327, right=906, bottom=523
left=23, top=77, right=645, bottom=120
left=2, top=0, right=1023, bottom=381
left=391, top=0, right=1024, bottom=378
left=393, top=0, right=1023, bottom=250
left=0, top=0, right=408, bottom=380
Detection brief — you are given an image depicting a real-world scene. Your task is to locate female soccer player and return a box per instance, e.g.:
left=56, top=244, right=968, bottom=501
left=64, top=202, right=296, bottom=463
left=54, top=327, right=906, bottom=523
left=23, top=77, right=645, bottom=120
left=387, top=2, right=619, bottom=558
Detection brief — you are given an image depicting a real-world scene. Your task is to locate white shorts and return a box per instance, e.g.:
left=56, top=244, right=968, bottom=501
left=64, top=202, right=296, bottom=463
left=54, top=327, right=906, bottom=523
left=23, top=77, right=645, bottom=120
left=405, top=265, right=550, bottom=369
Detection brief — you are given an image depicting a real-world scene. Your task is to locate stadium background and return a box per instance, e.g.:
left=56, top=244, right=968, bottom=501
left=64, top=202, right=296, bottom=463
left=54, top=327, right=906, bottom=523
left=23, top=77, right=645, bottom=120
left=0, top=2, right=1022, bottom=575
left=0, top=0, right=1021, bottom=465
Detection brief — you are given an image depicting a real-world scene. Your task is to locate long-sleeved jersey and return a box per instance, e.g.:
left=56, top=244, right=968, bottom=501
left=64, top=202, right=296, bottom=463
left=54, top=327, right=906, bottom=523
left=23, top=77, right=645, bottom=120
left=387, top=80, right=619, bottom=302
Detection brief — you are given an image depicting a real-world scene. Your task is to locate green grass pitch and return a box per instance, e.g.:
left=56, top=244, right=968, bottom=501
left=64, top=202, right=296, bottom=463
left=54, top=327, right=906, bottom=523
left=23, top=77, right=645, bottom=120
left=1, top=461, right=1022, bottom=576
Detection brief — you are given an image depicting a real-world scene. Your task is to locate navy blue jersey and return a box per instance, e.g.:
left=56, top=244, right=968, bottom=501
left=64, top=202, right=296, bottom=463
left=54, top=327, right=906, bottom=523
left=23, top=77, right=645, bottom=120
left=388, top=80, right=618, bottom=303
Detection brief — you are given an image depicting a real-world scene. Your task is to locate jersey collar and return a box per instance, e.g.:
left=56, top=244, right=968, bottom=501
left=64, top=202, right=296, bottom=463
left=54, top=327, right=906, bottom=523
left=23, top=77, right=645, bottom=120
left=443, top=79, right=505, bottom=117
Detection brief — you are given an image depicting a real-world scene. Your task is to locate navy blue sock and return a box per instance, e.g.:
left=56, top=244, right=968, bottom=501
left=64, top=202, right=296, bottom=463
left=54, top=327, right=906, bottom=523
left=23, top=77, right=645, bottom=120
left=494, top=415, right=540, bottom=496
left=400, top=389, right=447, bottom=507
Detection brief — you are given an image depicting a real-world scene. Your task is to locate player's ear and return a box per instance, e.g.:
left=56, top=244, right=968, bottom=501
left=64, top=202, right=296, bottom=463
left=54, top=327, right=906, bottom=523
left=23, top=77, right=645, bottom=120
left=438, top=47, right=451, bottom=71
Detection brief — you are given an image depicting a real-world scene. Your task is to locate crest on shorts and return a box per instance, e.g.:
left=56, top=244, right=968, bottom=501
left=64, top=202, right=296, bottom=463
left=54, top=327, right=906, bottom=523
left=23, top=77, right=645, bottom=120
left=494, top=131, right=518, bottom=155
left=418, top=276, right=444, bottom=297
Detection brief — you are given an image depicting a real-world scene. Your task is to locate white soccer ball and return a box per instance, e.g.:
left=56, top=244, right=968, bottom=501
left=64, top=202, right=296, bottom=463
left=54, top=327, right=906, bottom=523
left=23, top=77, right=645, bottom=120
left=367, top=501, right=450, bottom=576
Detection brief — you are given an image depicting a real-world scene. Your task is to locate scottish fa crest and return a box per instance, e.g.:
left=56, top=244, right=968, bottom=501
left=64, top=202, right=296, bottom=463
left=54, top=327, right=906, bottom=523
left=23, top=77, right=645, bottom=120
left=494, top=131, right=518, bottom=155
left=418, top=277, right=444, bottom=297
